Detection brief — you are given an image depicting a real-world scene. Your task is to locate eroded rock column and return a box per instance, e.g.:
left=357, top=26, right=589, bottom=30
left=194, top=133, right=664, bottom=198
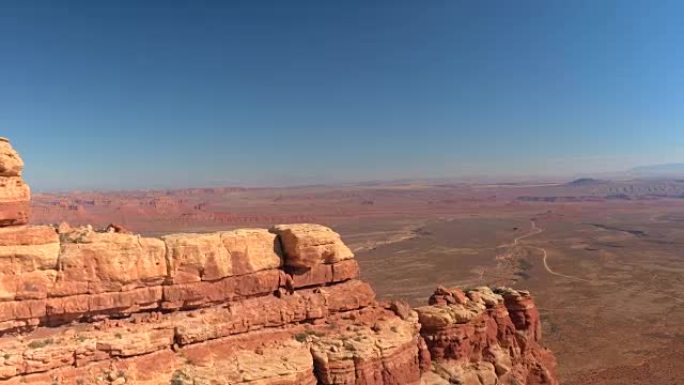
left=0, top=139, right=62, bottom=333
left=0, top=138, right=30, bottom=226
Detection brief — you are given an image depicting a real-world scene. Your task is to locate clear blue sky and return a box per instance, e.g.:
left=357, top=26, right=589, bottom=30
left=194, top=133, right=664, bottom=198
left=2, top=0, right=683, bottom=190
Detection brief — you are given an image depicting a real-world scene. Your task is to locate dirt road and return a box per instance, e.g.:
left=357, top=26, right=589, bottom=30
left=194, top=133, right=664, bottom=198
left=501, top=221, right=590, bottom=282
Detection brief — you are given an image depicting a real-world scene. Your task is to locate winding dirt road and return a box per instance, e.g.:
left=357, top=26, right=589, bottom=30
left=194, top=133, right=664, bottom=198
left=502, top=221, right=590, bottom=282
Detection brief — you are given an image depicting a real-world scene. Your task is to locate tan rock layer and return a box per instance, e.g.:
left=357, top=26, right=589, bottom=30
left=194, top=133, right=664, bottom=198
left=0, top=226, right=57, bottom=245
left=0, top=332, right=318, bottom=385
left=0, top=139, right=23, bottom=177
left=0, top=201, right=29, bottom=227
left=162, top=228, right=283, bottom=284
left=0, top=224, right=361, bottom=331
left=0, top=260, right=361, bottom=332
left=0, top=224, right=353, bottom=297
left=0, top=170, right=30, bottom=226
left=271, top=223, right=354, bottom=268
left=0, top=226, right=59, bottom=303
left=0, top=138, right=31, bottom=226
left=0, top=280, right=375, bottom=381
left=0, top=256, right=558, bottom=385
left=0, top=283, right=561, bottom=385
left=0, top=306, right=423, bottom=385
left=312, top=315, right=424, bottom=385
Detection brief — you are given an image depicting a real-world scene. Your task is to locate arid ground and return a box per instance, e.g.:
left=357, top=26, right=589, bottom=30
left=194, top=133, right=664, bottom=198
left=32, top=179, right=684, bottom=384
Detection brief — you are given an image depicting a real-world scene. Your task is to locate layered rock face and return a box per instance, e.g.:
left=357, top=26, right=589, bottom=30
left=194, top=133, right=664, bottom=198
left=0, top=138, right=558, bottom=384
left=417, top=287, right=558, bottom=385
left=0, top=138, right=29, bottom=227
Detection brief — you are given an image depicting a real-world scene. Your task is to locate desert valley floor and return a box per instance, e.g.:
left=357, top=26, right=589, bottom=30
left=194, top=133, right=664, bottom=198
left=31, top=179, right=684, bottom=385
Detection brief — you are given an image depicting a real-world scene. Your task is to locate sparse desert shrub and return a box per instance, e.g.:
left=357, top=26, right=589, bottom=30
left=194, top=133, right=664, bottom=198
left=294, top=329, right=325, bottom=342
left=28, top=338, right=54, bottom=349
left=170, top=370, right=191, bottom=385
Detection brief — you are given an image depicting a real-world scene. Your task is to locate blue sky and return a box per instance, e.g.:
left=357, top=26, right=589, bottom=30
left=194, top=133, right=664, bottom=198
left=1, top=0, right=683, bottom=190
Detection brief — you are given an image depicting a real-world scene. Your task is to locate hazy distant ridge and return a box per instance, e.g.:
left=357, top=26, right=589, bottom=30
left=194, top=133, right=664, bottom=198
left=629, top=163, right=684, bottom=177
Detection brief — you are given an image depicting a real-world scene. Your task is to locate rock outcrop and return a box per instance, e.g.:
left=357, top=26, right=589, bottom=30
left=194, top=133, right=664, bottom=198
left=0, top=138, right=29, bottom=227
left=417, top=286, right=558, bottom=385
left=0, top=138, right=558, bottom=384
left=271, top=223, right=354, bottom=268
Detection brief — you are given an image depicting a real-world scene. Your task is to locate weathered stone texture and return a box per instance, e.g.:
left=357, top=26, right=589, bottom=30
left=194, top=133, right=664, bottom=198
left=271, top=223, right=354, bottom=268
left=0, top=139, right=29, bottom=227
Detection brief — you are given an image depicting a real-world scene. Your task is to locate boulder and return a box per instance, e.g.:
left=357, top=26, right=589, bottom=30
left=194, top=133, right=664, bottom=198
left=270, top=224, right=354, bottom=268
left=162, top=232, right=231, bottom=283
left=162, top=228, right=282, bottom=283
left=0, top=138, right=23, bottom=177
left=221, top=228, right=283, bottom=275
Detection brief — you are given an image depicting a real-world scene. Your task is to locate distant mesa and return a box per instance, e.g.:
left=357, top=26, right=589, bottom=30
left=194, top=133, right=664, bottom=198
left=566, top=177, right=605, bottom=186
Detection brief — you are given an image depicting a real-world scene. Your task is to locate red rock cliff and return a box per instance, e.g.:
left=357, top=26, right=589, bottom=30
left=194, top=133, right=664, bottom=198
left=0, top=138, right=558, bottom=385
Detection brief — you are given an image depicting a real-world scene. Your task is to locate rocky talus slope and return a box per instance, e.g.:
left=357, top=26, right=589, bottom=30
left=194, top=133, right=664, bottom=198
left=0, top=138, right=558, bottom=384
